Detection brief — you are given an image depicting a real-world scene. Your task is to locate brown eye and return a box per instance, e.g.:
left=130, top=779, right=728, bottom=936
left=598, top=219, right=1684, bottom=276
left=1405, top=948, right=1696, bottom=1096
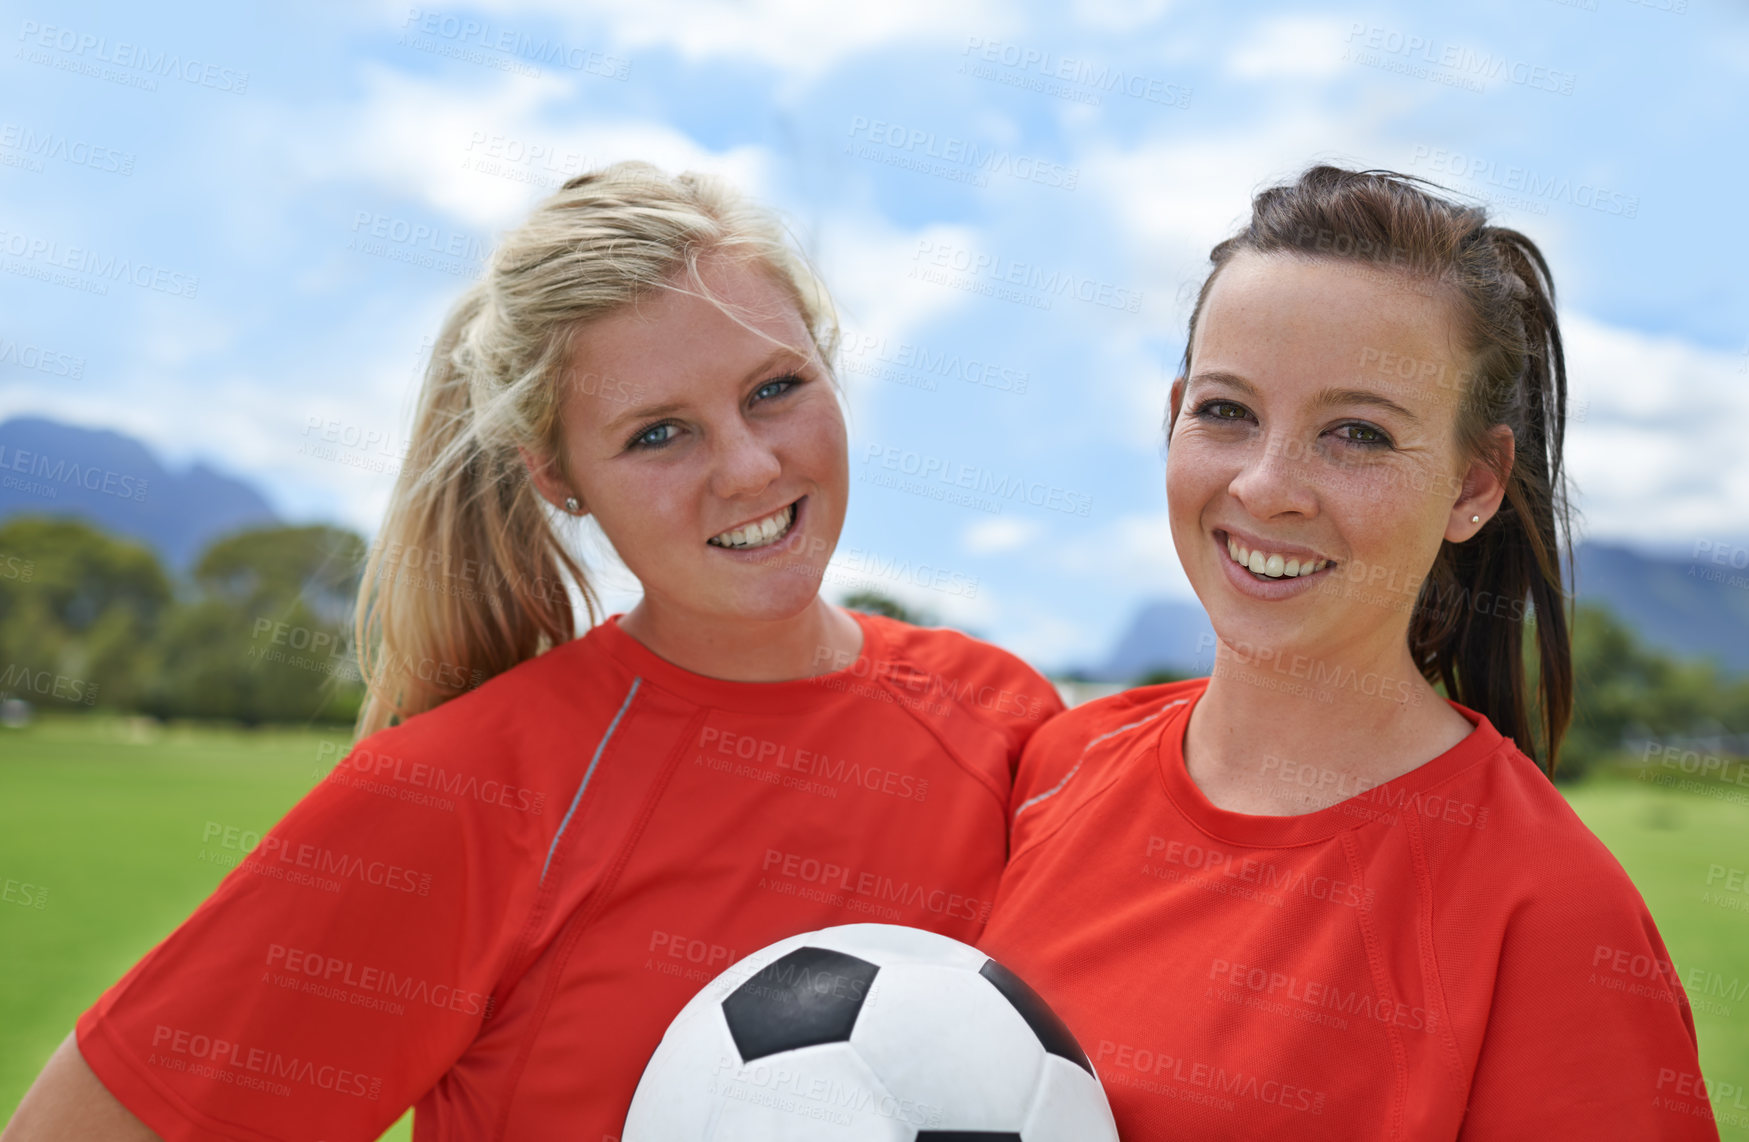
left=1195, top=400, right=1252, bottom=422
left=1334, top=422, right=1391, bottom=448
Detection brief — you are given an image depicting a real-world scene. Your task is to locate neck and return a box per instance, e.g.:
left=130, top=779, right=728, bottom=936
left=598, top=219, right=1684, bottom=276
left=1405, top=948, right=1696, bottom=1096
left=617, top=596, right=864, bottom=683
left=1184, top=631, right=1472, bottom=815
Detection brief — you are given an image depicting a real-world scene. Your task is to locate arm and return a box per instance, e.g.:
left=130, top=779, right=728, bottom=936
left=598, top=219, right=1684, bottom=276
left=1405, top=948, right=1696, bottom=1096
left=1455, top=861, right=1721, bottom=1140
left=3, top=1032, right=162, bottom=1142
left=57, top=717, right=541, bottom=1142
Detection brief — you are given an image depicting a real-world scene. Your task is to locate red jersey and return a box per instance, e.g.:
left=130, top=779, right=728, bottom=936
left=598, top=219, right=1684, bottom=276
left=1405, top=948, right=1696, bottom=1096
left=979, top=679, right=1720, bottom=1141
left=75, top=611, right=1063, bottom=1141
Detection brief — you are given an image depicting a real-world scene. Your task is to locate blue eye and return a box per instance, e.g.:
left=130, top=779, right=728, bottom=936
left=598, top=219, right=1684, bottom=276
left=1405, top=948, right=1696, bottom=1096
left=629, top=422, right=678, bottom=450
left=754, top=375, right=801, bottom=402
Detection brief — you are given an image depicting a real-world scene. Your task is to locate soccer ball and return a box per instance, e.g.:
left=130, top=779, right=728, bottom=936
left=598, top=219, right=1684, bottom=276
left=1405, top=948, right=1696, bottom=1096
left=622, top=923, right=1119, bottom=1141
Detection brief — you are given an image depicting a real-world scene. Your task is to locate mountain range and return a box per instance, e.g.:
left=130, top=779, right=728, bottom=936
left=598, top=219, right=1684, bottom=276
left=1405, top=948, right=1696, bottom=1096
left=3, top=415, right=1744, bottom=677
left=1086, top=543, right=1749, bottom=680
left=0, top=416, right=279, bottom=571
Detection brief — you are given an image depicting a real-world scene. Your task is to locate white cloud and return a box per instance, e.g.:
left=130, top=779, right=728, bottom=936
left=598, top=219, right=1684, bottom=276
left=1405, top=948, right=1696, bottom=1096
left=1034, top=506, right=1197, bottom=612
left=1071, top=0, right=1175, bottom=34
left=1078, top=108, right=1379, bottom=261
left=435, top=0, right=1023, bottom=83
left=292, top=64, right=774, bottom=230
left=823, top=550, right=995, bottom=631
left=1067, top=108, right=1387, bottom=448
left=1562, top=314, right=1749, bottom=543
left=819, top=218, right=982, bottom=404
left=962, top=517, right=1043, bottom=554
left=1226, top=15, right=1355, bottom=81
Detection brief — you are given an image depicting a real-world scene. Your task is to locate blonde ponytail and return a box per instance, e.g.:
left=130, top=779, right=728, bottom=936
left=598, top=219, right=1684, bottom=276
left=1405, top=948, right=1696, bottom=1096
left=352, top=162, right=838, bottom=739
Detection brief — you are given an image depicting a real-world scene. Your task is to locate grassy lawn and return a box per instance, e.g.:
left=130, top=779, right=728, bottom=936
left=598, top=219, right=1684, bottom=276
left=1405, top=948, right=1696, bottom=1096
left=1561, top=773, right=1749, bottom=1137
left=2, top=714, right=1745, bottom=1138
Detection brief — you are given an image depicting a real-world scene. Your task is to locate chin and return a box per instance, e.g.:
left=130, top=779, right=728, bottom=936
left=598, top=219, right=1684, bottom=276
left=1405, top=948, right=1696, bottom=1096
left=720, top=580, right=828, bottom=624
left=1193, top=571, right=1307, bottom=661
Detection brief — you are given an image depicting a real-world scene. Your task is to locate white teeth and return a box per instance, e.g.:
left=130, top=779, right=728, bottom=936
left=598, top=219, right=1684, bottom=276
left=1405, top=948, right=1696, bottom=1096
left=709, top=504, right=795, bottom=550
left=1225, top=535, right=1328, bottom=580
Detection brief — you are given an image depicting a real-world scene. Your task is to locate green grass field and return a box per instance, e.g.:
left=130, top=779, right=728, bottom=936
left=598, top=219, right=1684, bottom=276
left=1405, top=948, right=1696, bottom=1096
left=3, top=715, right=1746, bottom=1138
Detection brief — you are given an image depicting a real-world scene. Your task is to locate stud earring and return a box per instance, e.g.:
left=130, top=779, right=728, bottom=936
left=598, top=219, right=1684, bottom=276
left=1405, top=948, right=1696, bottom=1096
left=565, top=497, right=580, bottom=513
left=1471, top=514, right=1480, bottom=524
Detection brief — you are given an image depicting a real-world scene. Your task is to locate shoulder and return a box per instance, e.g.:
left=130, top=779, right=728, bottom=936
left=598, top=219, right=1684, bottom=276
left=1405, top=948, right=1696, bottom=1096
left=1423, top=735, right=1659, bottom=945
left=333, top=632, right=635, bottom=825
left=1023, top=677, right=1206, bottom=776
left=859, top=614, right=1066, bottom=732
left=1009, top=678, right=1205, bottom=847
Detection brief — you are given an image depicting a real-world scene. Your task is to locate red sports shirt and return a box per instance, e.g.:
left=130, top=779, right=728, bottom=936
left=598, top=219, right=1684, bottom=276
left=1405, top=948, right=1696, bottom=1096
left=75, top=611, right=1064, bottom=1141
left=979, top=678, right=1720, bottom=1141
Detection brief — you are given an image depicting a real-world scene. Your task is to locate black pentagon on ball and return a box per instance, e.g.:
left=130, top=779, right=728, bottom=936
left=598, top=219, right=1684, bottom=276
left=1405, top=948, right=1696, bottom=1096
left=978, top=958, right=1094, bottom=1075
left=914, top=1133, right=1024, bottom=1141
left=721, top=946, right=881, bottom=1062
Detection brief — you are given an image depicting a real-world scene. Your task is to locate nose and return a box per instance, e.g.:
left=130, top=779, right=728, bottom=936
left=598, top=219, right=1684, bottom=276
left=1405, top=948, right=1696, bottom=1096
left=709, top=419, right=782, bottom=502
left=1227, top=431, right=1319, bottom=520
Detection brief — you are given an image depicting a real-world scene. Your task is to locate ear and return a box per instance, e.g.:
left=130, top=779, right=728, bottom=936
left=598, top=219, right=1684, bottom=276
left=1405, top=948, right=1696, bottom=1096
left=516, top=444, right=585, bottom=516
left=1446, top=424, right=1513, bottom=542
left=1166, top=376, right=1188, bottom=439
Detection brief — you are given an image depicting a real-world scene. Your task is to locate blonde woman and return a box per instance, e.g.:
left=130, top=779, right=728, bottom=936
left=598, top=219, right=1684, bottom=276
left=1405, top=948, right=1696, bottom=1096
left=6, top=163, right=1063, bottom=1141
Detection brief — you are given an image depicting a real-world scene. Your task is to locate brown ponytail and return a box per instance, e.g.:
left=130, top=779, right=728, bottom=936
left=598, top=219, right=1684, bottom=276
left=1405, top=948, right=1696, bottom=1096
left=1179, top=166, right=1574, bottom=774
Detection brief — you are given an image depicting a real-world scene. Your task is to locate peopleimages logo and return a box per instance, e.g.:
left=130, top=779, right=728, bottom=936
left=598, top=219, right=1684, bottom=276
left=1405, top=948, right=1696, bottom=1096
left=0, top=228, right=198, bottom=298
left=16, top=20, right=250, bottom=94
left=147, top=1024, right=383, bottom=1100
left=1408, top=145, right=1638, bottom=218
left=860, top=443, right=1093, bottom=517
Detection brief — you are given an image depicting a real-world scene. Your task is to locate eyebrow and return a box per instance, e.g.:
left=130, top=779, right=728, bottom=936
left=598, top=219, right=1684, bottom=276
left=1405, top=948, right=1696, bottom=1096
left=1189, top=370, right=1421, bottom=425
left=599, top=346, right=808, bottom=437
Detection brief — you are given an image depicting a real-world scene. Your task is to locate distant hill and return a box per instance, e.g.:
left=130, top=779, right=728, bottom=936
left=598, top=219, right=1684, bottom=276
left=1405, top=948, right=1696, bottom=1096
left=1572, top=542, right=1749, bottom=673
left=0, top=416, right=279, bottom=571
left=1088, top=598, right=1216, bottom=682
left=1085, top=541, right=1749, bottom=682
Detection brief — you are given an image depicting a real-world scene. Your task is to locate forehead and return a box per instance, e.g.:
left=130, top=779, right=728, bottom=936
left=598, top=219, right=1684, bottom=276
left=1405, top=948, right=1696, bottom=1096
left=1192, top=250, right=1464, bottom=398
left=565, top=253, right=813, bottom=404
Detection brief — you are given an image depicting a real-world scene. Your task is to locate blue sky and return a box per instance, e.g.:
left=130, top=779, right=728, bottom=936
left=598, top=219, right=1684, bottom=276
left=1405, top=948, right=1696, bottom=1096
left=4, top=0, right=1747, bottom=669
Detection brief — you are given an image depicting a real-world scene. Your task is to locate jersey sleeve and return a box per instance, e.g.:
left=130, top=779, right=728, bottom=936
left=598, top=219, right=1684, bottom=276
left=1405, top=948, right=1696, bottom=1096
left=1456, top=859, right=1720, bottom=1140
left=74, top=720, right=538, bottom=1142
left=1008, top=681, right=1201, bottom=857
left=870, top=616, right=1067, bottom=784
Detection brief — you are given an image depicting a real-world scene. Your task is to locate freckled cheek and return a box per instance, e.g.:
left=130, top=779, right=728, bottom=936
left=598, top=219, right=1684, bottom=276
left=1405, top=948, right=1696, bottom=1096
left=591, top=471, right=702, bottom=562
left=779, top=411, right=849, bottom=491
left=1165, top=440, right=1234, bottom=517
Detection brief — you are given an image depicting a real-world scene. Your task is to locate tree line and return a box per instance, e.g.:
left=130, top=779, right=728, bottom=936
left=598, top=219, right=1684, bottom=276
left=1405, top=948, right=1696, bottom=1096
left=1, top=514, right=1744, bottom=779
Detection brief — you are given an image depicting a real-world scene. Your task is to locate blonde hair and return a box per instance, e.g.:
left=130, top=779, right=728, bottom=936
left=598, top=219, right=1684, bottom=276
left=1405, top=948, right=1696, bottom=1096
left=351, top=161, right=839, bottom=739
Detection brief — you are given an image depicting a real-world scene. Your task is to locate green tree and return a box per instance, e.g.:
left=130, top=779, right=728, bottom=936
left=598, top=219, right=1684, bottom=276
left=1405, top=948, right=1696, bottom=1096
left=0, top=516, right=172, bottom=710
left=1562, top=603, right=1737, bottom=779
left=841, top=589, right=935, bottom=627
left=147, top=525, right=367, bottom=725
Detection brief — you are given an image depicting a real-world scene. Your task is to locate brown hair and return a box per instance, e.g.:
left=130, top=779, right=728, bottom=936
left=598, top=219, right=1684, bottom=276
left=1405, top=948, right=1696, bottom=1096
left=352, top=161, right=839, bottom=739
left=1177, top=165, right=1573, bottom=774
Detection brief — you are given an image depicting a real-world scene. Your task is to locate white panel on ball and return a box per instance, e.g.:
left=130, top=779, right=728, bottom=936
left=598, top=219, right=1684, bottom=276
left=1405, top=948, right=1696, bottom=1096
left=806, top=922, right=990, bottom=970
left=851, top=963, right=1043, bottom=1131
left=1022, top=1054, right=1123, bottom=1141
left=707, top=1043, right=912, bottom=1142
